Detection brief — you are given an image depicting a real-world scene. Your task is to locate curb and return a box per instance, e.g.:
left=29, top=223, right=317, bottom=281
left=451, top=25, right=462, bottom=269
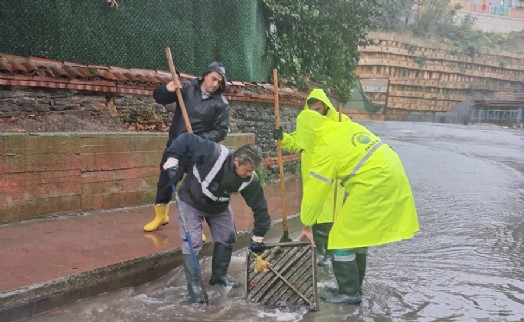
left=0, top=215, right=302, bottom=322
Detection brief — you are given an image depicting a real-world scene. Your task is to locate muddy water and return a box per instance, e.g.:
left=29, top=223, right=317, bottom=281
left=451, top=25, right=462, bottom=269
left=25, top=122, right=524, bottom=322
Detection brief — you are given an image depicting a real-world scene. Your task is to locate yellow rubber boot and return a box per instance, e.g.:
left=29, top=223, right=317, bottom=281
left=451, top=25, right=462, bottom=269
left=201, top=223, right=207, bottom=241
left=144, top=203, right=170, bottom=232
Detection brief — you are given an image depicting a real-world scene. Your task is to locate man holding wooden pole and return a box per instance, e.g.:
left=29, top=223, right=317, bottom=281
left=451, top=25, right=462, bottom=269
left=144, top=61, right=230, bottom=233
left=162, top=133, right=271, bottom=302
left=273, top=89, right=350, bottom=265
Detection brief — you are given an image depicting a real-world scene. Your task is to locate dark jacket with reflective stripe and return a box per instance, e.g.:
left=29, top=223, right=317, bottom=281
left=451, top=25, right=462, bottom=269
left=154, top=78, right=229, bottom=146
left=166, top=133, right=271, bottom=237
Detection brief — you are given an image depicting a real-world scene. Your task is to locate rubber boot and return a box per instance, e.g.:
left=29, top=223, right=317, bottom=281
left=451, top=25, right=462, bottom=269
left=143, top=203, right=169, bottom=232
left=356, top=253, right=367, bottom=295
left=209, top=244, right=241, bottom=288
left=182, top=255, right=205, bottom=303
left=320, top=259, right=361, bottom=304
left=313, top=223, right=332, bottom=267
left=201, top=223, right=207, bottom=242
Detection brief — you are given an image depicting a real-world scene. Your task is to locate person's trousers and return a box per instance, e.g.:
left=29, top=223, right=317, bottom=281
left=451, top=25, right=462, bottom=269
left=331, top=247, right=367, bottom=262
left=177, top=200, right=237, bottom=255
left=155, top=148, right=184, bottom=204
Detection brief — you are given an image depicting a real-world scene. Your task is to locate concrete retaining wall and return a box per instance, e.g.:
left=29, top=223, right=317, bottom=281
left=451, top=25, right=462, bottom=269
left=0, top=132, right=255, bottom=224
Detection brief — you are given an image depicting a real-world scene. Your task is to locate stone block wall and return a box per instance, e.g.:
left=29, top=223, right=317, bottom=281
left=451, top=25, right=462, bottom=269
left=0, top=87, right=303, bottom=153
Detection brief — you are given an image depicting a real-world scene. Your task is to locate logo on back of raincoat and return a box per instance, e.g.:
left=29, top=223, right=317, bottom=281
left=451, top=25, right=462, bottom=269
left=351, top=132, right=372, bottom=147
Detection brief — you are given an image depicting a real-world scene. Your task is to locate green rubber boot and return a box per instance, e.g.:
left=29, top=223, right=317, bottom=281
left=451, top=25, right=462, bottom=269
left=209, top=244, right=241, bottom=288
left=313, top=223, right=332, bottom=267
left=356, top=253, right=367, bottom=295
left=320, top=259, right=361, bottom=304
left=182, top=255, right=204, bottom=303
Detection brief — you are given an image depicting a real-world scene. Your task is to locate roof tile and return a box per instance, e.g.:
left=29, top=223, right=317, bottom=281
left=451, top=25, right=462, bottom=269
left=76, top=67, right=94, bottom=79
left=21, top=61, right=39, bottom=73
left=112, top=72, right=129, bottom=82
left=122, top=72, right=140, bottom=82
left=9, top=61, right=27, bottom=72
left=0, top=52, right=304, bottom=106
left=48, top=66, right=69, bottom=78
left=101, top=71, right=118, bottom=81
left=134, top=74, right=151, bottom=84
left=0, top=59, right=11, bottom=73
left=144, top=75, right=161, bottom=85
left=62, top=65, right=84, bottom=78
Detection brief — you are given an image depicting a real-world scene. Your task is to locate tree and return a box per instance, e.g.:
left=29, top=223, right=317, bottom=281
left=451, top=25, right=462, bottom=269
left=262, top=0, right=379, bottom=103
left=373, top=0, right=414, bottom=31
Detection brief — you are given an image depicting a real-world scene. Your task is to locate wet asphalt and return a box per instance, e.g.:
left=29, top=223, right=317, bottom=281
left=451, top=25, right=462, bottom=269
left=22, top=121, right=524, bottom=322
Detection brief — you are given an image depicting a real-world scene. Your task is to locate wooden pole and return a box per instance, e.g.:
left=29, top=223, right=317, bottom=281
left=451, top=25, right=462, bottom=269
left=332, top=103, right=343, bottom=219
left=165, top=47, right=192, bottom=133
left=273, top=69, right=291, bottom=242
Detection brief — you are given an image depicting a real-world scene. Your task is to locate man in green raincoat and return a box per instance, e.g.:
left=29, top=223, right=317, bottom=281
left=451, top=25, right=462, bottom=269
left=273, top=89, right=349, bottom=266
left=297, top=109, right=419, bottom=304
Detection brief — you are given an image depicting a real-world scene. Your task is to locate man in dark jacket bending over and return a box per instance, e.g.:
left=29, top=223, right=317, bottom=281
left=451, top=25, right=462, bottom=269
left=144, top=62, right=230, bottom=232
left=163, top=133, right=271, bottom=303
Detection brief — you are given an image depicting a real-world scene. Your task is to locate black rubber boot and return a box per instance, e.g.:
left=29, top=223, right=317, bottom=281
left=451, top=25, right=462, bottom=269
left=313, top=223, right=332, bottom=266
left=320, top=259, right=361, bottom=304
left=209, top=244, right=241, bottom=288
left=182, top=255, right=204, bottom=303
left=356, top=253, right=367, bottom=295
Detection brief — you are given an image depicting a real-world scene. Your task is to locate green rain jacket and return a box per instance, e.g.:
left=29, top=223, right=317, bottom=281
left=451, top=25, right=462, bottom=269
left=297, top=109, right=419, bottom=249
left=280, top=89, right=349, bottom=224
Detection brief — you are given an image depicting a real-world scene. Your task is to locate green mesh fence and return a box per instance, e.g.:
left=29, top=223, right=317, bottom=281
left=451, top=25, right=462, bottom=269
left=0, top=0, right=272, bottom=82
left=346, top=79, right=385, bottom=114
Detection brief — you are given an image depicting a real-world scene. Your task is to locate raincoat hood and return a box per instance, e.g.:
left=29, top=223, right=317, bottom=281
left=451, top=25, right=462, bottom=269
left=304, top=88, right=340, bottom=121
left=294, top=109, right=332, bottom=153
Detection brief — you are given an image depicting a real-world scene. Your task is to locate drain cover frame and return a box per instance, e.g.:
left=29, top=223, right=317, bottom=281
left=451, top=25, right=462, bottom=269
left=245, top=241, right=318, bottom=311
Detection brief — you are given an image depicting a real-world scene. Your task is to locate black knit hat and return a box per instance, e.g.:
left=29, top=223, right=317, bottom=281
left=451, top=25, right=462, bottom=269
left=202, top=61, right=227, bottom=93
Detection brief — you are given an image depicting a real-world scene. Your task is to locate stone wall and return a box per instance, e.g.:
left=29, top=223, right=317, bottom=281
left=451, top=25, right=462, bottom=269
left=0, top=87, right=302, bottom=147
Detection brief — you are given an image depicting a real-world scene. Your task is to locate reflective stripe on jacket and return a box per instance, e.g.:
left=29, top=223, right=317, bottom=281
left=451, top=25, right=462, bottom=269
left=166, top=133, right=271, bottom=237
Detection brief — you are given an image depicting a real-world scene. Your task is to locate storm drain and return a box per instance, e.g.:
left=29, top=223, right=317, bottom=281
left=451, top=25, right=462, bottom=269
left=245, top=241, right=318, bottom=311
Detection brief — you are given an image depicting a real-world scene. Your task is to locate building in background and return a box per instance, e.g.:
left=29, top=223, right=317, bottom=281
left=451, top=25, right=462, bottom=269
left=450, top=0, right=524, bottom=32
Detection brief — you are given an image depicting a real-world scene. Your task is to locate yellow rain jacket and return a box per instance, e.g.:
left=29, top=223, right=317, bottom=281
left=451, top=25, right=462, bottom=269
left=297, top=109, right=419, bottom=249
left=280, top=89, right=350, bottom=223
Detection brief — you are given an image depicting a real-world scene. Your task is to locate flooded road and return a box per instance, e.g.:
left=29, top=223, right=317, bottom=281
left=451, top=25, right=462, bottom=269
left=25, top=122, right=524, bottom=322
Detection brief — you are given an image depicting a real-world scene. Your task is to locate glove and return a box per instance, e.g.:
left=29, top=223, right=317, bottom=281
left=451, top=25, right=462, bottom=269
left=273, top=126, right=284, bottom=141
left=249, top=236, right=265, bottom=254
left=163, top=157, right=179, bottom=170
left=163, top=157, right=179, bottom=184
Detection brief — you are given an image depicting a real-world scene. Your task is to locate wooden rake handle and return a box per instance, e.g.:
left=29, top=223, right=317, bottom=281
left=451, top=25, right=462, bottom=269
left=273, top=69, right=289, bottom=234
left=165, top=47, right=192, bottom=133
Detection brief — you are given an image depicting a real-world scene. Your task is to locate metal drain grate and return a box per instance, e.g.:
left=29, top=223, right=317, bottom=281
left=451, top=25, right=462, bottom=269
left=245, top=241, right=318, bottom=311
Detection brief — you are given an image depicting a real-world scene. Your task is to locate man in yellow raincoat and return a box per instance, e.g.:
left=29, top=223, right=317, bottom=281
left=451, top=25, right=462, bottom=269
left=297, top=109, right=419, bottom=304
left=273, top=89, right=349, bottom=266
